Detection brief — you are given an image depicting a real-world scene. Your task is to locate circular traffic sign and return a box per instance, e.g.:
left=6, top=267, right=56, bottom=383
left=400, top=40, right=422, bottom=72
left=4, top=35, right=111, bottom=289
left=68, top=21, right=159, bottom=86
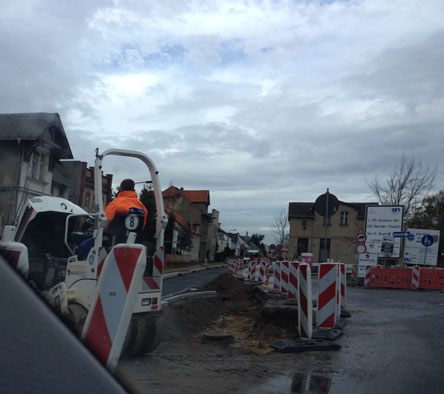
left=356, top=232, right=367, bottom=243
left=356, top=244, right=367, bottom=254
left=421, top=234, right=434, bottom=247
left=314, top=192, right=339, bottom=217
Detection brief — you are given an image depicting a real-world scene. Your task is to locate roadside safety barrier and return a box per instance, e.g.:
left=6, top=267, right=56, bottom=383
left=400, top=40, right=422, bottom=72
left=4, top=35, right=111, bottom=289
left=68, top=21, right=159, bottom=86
left=273, top=262, right=281, bottom=291
left=288, top=261, right=299, bottom=300
left=411, top=266, right=420, bottom=289
left=317, top=263, right=339, bottom=329
left=280, top=261, right=289, bottom=294
left=298, top=263, right=312, bottom=339
left=365, top=266, right=444, bottom=290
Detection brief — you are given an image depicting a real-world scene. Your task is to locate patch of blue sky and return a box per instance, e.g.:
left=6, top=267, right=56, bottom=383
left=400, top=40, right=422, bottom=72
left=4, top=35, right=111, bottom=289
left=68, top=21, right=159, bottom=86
left=219, top=39, right=247, bottom=66
left=92, top=42, right=187, bottom=72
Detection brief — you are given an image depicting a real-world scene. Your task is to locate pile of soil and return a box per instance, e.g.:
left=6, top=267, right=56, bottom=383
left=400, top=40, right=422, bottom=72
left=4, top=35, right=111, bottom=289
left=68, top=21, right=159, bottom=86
left=159, top=274, right=299, bottom=354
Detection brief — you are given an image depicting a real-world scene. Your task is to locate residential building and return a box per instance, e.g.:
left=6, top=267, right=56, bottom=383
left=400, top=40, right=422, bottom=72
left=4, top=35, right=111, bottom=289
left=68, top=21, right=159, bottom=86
left=162, top=186, right=220, bottom=262
left=288, top=200, right=378, bottom=265
left=164, top=207, right=201, bottom=262
left=52, top=161, right=113, bottom=212
left=0, top=113, right=73, bottom=232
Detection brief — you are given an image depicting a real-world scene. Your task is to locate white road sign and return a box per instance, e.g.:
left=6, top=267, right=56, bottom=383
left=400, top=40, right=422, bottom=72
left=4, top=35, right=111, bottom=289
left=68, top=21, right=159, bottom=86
left=365, top=205, right=404, bottom=258
left=404, top=228, right=440, bottom=266
left=358, top=253, right=378, bottom=277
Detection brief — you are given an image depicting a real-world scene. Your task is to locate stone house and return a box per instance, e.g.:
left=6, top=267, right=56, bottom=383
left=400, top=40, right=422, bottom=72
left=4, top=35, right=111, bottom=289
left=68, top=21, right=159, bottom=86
left=0, top=113, right=72, bottom=232
left=288, top=200, right=378, bottom=265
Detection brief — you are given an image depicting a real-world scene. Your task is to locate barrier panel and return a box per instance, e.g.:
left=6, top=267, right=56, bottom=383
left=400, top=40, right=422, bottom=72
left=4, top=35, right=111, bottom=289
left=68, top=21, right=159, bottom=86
left=365, top=266, right=372, bottom=287
left=317, top=263, right=338, bottom=329
left=419, top=268, right=444, bottom=290
left=411, top=266, right=420, bottom=289
left=367, top=267, right=412, bottom=289
left=280, top=261, right=289, bottom=295
left=298, top=263, right=312, bottom=339
left=288, top=262, right=299, bottom=300
left=248, top=261, right=255, bottom=281
left=273, top=262, right=281, bottom=291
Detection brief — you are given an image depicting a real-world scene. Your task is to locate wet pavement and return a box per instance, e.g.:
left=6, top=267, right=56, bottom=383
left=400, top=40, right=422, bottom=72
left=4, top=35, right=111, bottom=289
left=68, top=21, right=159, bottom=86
left=248, top=287, right=444, bottom=394
left=121, top=280, right=444, bottom=394
left=162, top=266, right=228, bottom=297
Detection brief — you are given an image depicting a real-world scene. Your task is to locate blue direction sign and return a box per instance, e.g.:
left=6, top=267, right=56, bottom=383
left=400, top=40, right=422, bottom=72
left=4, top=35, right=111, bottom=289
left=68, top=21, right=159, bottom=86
left=393, top=231, right=411, bottom=238
left=421, top=234, right=434, bottom=247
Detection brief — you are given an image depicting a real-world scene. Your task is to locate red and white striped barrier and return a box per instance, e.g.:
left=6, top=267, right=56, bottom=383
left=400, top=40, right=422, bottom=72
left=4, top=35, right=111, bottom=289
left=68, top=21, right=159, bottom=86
left=317, top=263, right=338, bottom=329
left=82, top=244, right=146, bottom=370
left=335, top=263, right=341, bottom=320
left=340, top=263, right=346, bottom=309
left=365, top=265, right=372, bottom=287
left=288, top=261, right=299, bottom=300
left=298, top=263, right=312, bottom=339
left=228, top=260, right=234, bottom=273
left=273, top=262, right=281, bottom=291
left=248, top=261, right=255, bottom=280
left=412, top=265, right=420, bottom=289
left=280, top=261, right=289, bottom=294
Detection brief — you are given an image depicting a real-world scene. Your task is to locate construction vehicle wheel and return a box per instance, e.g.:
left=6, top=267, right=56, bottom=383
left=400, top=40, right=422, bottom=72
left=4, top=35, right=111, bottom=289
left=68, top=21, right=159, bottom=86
left=122, top=315, right=161, bottom=357
left=67, top=303, right=88, bottom=335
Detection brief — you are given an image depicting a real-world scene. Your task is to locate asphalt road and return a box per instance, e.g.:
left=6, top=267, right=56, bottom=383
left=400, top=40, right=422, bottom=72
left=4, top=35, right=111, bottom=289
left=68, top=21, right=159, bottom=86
left=162, top=266, right=228, bottom=297
left=252, top=286, right=444, bottom=394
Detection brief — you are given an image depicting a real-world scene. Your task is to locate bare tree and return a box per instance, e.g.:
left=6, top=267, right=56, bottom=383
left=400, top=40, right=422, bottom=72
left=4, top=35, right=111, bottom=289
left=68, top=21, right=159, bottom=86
left=368, top=155, right=436, bottom=217
left=272, top=208, right=289, bottom=246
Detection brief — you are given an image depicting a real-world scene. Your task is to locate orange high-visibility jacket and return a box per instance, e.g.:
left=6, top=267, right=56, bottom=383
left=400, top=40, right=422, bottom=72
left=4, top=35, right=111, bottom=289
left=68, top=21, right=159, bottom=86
left=104, top=191, right=148, bottom=227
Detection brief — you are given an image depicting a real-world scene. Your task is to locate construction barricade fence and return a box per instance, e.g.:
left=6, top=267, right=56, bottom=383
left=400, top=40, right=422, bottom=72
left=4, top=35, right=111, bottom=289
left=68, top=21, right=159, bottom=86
left=365, top=266, right=444, bottom=290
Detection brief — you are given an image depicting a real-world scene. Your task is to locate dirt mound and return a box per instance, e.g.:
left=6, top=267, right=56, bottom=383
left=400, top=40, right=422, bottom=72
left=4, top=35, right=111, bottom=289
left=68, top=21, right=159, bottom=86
left=159, top=296, right=223, bottom=342
left=158, top=273, right=299, bottom=354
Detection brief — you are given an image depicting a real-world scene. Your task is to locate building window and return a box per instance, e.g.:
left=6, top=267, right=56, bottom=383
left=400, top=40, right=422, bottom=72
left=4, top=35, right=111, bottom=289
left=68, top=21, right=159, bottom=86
left=85, top=192, right=90, bottom=210
left=340, top=211, right=349, bottom=226
left=31, top=152, right=40, bottom=179
left=39, top=155, right=46, bottom=181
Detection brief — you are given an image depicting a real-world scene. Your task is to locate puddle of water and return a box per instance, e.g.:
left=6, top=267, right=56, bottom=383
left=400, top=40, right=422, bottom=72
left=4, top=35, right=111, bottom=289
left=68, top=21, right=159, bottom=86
left=291, top=373, right=331, bottom=393
left=245, top=373, right=331, bottom=394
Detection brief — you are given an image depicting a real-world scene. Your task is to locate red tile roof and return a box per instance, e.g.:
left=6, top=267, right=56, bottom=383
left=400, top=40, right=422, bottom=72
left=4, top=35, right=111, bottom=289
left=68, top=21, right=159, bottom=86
left=163, top=186, right=210, bottom=205
left=164, top=207, right=188, bottom=230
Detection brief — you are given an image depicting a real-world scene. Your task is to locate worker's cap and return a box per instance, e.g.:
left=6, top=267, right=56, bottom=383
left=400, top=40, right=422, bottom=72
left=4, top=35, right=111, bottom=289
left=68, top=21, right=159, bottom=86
left=120, top=179, right=135, bottom=191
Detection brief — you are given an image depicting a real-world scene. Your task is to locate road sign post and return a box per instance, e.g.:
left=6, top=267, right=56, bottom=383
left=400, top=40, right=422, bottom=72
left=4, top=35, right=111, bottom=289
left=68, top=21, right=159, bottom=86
left=422, top=234, right=434, bottom=266
left=315, top=189, right=339, bottom=262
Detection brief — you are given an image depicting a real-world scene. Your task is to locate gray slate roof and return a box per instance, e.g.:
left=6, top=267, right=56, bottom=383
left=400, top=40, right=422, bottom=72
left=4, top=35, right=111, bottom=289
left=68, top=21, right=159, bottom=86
left=0, top=112, right=73, bottom=159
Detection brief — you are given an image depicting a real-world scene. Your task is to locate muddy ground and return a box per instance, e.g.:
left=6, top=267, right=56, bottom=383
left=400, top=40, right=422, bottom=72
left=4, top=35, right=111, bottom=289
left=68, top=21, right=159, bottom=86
left=117, top=274, right=339, bottom=394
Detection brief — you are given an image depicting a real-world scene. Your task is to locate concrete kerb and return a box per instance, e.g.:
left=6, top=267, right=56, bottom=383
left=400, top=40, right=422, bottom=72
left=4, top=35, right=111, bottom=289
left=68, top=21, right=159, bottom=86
left=163, top=291, right=218, bottom=305
left=163, top=264, right=227, bottom=280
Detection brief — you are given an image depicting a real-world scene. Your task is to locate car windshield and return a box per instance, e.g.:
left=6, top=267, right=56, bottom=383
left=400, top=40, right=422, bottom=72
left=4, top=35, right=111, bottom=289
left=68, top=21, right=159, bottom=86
left=1, top=1, right=443, bottom=394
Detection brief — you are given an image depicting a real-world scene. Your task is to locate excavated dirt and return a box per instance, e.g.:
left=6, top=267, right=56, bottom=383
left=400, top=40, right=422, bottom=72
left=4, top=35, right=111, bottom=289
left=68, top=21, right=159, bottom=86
left=116, top=273, right=328, bottom=394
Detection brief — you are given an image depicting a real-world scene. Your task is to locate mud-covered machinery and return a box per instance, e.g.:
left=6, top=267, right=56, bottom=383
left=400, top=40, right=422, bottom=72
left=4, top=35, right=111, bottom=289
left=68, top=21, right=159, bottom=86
left=0, top=148, right=167, bottom=356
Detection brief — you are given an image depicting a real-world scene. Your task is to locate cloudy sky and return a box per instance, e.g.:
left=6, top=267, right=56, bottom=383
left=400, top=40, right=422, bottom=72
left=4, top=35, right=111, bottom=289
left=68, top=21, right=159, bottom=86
left=2, top=0, right=444, bottom=242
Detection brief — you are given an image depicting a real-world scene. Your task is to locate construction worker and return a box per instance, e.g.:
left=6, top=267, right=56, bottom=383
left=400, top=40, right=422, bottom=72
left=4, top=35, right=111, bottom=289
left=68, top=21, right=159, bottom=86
left=105, top=178, right=148, bottom=227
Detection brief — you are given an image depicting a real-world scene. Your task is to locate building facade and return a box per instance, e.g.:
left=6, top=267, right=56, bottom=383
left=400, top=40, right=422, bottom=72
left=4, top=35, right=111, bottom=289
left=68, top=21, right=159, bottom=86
left=52, top=161, right=113, bottom=212
left=288, top=200, right=378, bottom=265
left=162, top=186, right=220, bottom=262
left=0, top=113, right=73, bottom=232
